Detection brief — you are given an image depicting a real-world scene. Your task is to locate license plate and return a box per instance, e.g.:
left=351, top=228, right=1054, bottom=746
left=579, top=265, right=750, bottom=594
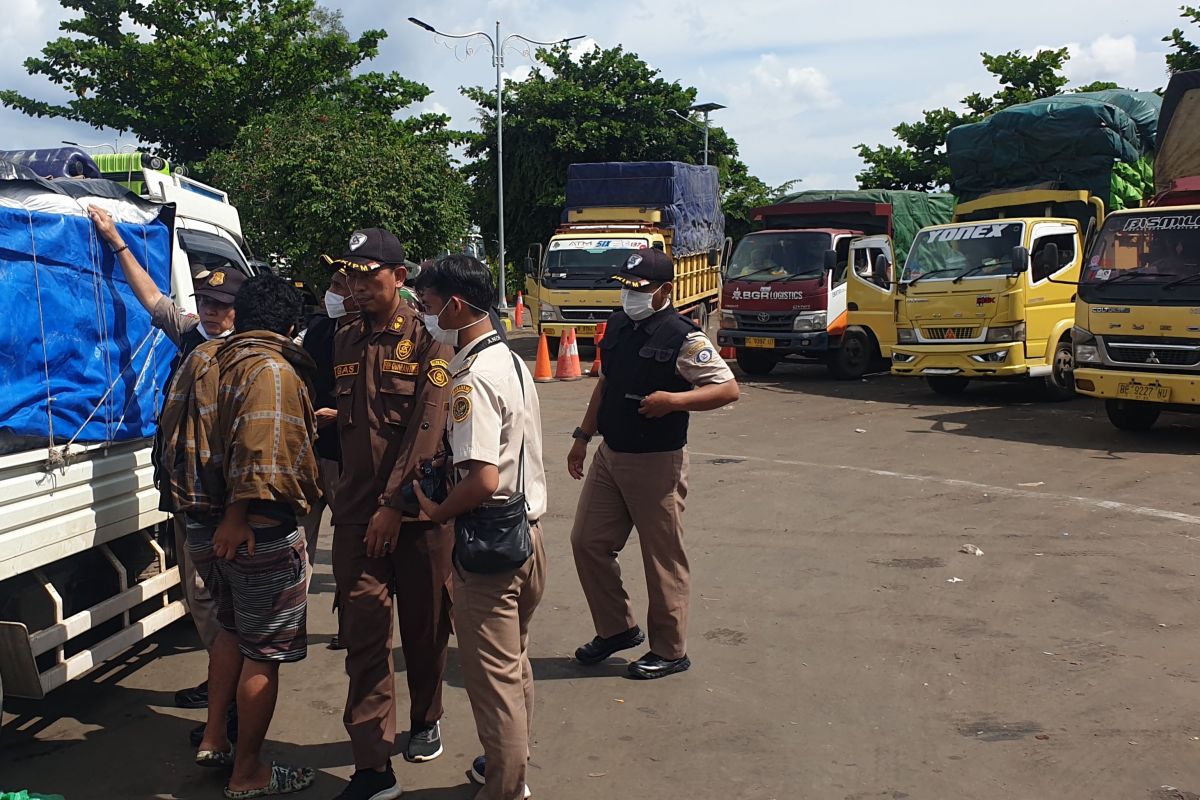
left=1117, top=381, right=1171, bottom=403
left=745, top=337, right=775, bottom=349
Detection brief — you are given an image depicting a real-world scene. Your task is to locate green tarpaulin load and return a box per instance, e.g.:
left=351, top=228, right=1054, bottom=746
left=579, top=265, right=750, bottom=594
left=948, top=90, right=1163, bottom=211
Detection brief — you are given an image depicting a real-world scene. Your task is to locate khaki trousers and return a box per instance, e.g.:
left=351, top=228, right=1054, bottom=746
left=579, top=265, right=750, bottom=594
left=173, top=514, right=220, bottom=650
left=454, top=524, right=546, bottom=800
left=297, top=457, right=341, bottom=588
left=570, top=443, right=690, bottom=660
left=332, top=521, right=453, bottom=770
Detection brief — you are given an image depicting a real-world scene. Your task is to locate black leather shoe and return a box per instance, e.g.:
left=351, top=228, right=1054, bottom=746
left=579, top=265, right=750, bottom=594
left=574, top=627, right=645, bottom=666
left=628, top=652, right=691, bottom=680
left=174, top=680, right=208, bottom=709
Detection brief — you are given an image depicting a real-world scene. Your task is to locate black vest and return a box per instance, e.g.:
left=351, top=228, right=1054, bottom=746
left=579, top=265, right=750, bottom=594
left=597, top=307, right=698, bottom=454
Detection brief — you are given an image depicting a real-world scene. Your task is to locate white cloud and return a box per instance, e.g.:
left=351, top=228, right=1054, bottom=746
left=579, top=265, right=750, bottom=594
left=749, top=55, right=839, bottom=110
left=0, top=0, right=42, bottom=42
left=1055, top=34, right=1140, bottom=85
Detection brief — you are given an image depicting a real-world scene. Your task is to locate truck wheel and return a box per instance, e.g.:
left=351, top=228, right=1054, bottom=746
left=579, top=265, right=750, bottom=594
left=691, top=302, right=711, bottom=333
left=926, top=376, right=970, bottom=396
left=827, top=330, right=872, bottom=380
left=736, top=349, right=777, bottom=376
left=1042, top=338, right=1076, bottom=401
left=1104, top=399, right=1161, bottom=431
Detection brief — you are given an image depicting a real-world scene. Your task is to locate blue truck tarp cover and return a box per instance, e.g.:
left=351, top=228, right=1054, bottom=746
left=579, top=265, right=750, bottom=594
left=0, top=170, right=175, bottom=450
left=564, top=161, right=725, bottom=256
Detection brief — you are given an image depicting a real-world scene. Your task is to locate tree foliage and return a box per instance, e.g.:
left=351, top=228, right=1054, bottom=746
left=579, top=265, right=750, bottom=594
left=0, top=0, right=426, bottom=165
left=462, top=44, right=791, bottom=270
left=202, top=100, right=470, bottom=288
left=1165, top=5, right=1200, bottom=74
left=855, top=48, right=1072, bottom=190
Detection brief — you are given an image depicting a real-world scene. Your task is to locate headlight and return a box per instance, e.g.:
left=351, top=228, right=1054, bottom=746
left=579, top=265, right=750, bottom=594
left=539, top=304, right=558, bottom=321
left=720, top=311, right=738, bottom=329
left=1074, top=344, right=1101, bottom=364
left=897, top=328, right=917, bottom=344
left=985, top=322, right=1025, bottom=343
left=793, top=311, right=827, bottom=332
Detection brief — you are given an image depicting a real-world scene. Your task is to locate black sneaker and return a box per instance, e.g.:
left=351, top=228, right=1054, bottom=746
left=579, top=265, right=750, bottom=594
left=404, top=721, right=443, bottom=763
left=628, top=651, right=691, bottom=680
left=335, top=763, right=402, bottom=800
left=468, top=755, right=531, bottom=798
left=573, top=627, right=646, bottom=665
left=174, top=680, right=209, bottom=709
left=187, top=703, right=238, bottom=747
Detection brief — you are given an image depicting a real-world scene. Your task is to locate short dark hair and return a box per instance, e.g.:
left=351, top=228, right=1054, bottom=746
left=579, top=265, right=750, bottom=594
left=234, top=274, right=302, bottom=336
left=414, top=254, right=495, bottom=311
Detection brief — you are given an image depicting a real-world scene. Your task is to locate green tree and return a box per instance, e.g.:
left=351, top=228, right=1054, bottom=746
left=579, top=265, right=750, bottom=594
left=202, top=99, right=470, bottom=288
left=856, top=48, right=1071, bottom=190
left=462, top=44, right=789, bottom=272
left=1165, top=6, right=1200, bottom=74
left=1, top=0, right=425, bottom=165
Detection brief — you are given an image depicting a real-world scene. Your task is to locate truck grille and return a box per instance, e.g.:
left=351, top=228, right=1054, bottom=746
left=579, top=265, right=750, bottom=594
left=560, top=307, right=618, bottom=323
left=922, top=326, right=979, bottom=341
left=734, top=311, right=796, bottom=332
left=1105, top=341, right=1200, bottom=367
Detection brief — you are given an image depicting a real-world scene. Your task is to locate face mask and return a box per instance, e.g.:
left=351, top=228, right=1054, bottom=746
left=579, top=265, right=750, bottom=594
left=324, top=290, right=348, bottom=319
left=621, top=287, right=661, bottom=321
left=197, top=322, right=233, bottom=341
left=423, top=298, right=488, bottom=346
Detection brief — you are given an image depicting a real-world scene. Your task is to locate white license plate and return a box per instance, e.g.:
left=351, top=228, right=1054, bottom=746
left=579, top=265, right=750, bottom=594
left=1116, top=381, right=1171, bottom=403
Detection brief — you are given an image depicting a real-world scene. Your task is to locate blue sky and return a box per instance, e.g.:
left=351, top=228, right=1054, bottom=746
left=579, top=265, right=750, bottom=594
left=0, top=0, right=1189, bottom=189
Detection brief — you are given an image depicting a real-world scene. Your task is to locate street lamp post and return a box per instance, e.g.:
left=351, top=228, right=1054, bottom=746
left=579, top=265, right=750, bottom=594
left=668, top=102, right=727, bottom=166
left=410, top=17, right=585, bottom=310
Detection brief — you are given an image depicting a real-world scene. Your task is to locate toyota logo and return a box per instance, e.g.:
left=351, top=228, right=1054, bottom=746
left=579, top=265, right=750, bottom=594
left=756, top=312, right=770, bottom=323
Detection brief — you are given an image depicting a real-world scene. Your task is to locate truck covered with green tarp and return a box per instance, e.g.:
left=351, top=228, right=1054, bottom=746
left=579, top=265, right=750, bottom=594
left=948, top=90, right=1163, bottom=211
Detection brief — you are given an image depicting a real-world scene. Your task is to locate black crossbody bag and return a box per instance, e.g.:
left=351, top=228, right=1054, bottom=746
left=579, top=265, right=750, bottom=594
left=454, top=339, right=534, bottom=574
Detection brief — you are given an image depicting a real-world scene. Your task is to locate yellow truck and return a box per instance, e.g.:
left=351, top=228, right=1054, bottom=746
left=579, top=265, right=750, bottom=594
left=1072, top=70, right=1200, bottom=430
left=523, top=161, right=724, bottom=351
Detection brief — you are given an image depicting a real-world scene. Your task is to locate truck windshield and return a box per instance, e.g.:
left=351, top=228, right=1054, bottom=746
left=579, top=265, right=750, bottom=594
left=1079, top=212, right=1200, bottom=302
left=901, top=223, right=1024, bottom=283
left=545, top=239, right=649, bottom=274
left=727, top=232, right=831, bottom=281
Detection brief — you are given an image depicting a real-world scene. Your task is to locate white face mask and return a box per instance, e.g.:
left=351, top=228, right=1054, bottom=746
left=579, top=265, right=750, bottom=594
left=621, top=287, right=662, bottom=321
left=423, top=298, right=488, bottom=346
left=324, top=290, right=349, bottom=319
left=197, top=322, right=233, bottom=341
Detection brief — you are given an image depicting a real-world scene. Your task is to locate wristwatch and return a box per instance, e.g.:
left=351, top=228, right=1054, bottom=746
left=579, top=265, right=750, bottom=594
left=572, top=427, right=593, bottom=443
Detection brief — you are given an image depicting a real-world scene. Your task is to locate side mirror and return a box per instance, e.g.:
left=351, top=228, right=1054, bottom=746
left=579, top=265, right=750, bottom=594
left=823, top=249, right=837, bottom=272
left=523, top=256, right=535, bottom=275
left=708, top=248, right=720, bottom=267
left=1011, top=246, right=1030, bottom=273
left=873, top=253, right=890, bottom=285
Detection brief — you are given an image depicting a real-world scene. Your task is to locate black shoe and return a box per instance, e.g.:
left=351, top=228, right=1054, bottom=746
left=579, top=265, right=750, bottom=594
left=187, top=703, right=238, bottom=747
left=468, top=755, right=531, bottom=798
left=628, top=652, right=691, bottom=680
left=574, top=627, right=645, bottom=665
left=327, top=634, right=346, bottom=651
left=335, top=763, right=402, bottom=800
left=174, top=680, right=209, bottom=709
left=404, top=720, right=443, bottom=763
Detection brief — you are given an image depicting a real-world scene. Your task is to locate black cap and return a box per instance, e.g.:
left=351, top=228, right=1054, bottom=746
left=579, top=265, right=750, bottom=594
left=192, top=266, right=246, bottom=303
left=613, top=248, right=673, bottom=287
left=332, top=228, right=406, bottom=271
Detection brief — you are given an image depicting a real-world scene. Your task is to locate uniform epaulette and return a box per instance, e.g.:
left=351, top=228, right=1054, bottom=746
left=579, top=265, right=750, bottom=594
left=452, top=355, right=477, bottom=377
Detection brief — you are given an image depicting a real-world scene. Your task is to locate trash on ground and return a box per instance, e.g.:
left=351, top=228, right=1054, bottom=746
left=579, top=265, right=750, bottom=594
left=1018, top=481, right=1044, bottom=487
left=960, top=544, right=984, bottom=556
left=946, top=577, right=964, bottom=583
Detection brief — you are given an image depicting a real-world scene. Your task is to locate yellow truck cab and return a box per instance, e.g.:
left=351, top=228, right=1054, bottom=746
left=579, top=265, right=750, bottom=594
left=890, top=189, right=1098, bottom=398
left=1072, top=70, right=1200, bottom=430
left=524, top=162, right=723, bottom=352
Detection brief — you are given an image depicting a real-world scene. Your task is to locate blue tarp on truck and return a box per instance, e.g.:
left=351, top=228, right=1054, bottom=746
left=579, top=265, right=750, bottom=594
left=564, top=161, right=725, bottom=256
left=0, top=172, right=175, bottom=450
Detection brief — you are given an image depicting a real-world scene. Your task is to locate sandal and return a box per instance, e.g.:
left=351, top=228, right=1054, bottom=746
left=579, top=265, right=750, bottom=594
left=223, top=762, right=315, bottom=798
left=196, top=747, right=235, bottom=769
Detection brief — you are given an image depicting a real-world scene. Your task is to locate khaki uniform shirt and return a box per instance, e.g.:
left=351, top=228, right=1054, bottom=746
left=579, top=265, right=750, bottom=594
left=446, top=331, right=547, bottom=522
left=331, top=303, right=453, bottom=524
left=151, top=295, right=200, bottom=347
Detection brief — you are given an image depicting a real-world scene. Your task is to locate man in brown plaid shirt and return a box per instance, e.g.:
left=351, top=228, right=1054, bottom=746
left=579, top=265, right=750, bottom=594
left=160, top=274, right=322, bottom=798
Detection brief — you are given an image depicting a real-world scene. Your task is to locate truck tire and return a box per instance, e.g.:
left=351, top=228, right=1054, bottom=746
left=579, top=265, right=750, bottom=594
left=827, top=330, right=873, bottom=380
left=691, top=302, right=711, bottom=333
left=926, top=376, right=970, bottom=396
left=1042, top=337, right=1076, bottom=401
left=736, top=349, right=777, bottom=377
left=1105, top=399, right=1161, bottom=431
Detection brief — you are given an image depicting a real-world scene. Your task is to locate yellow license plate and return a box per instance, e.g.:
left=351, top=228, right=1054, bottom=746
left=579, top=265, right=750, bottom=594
left=1116, top=382, right=1171, bottom=403
left=745, top=337, right=775, bottom=349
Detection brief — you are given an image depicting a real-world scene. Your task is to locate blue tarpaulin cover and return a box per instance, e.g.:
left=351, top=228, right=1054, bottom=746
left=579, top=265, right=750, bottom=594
left=564, top=161, right=725, bottom=256
left=0, top=186, right=175, bottom=448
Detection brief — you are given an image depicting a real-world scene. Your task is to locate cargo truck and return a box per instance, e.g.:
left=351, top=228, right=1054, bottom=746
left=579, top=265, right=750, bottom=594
left=1072, top=70, right=1200, bottom=430
left=524, top=161, right=724, bottom=353
left=890, top=90, right=1162, bottom=398
left=716, top=190, right=953, bottom=378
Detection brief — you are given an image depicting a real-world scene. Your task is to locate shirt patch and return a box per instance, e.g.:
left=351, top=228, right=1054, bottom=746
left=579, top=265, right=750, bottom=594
left=452, top=384, right=473, bottom=397
left=427, top=358, right=450, bottom=388
left=451, top=395, right=472, bottom=423
left=382, top=359, right=419, bottom=375
left=695, top=348, right=714, bottom=364
left=685, top=339, right=707, bottom=358
left=334, top=363, right=359, bottom=378
left=395, top=340, right=415, bottom=360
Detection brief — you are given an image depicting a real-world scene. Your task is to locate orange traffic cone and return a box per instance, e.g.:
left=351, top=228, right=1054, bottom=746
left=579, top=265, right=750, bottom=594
left=556, top=328, right=583, bottom=381
left=533, top=333, right=555, bottom=383
left=514, top=292, right=524, bottom=328
left=719, top=345, right=736, bottom=360
left=588, top=322, right=606, bottom=377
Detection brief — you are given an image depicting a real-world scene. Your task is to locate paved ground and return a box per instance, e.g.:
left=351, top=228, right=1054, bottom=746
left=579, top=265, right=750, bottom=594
left=6, top=342, right=1200, bottom=800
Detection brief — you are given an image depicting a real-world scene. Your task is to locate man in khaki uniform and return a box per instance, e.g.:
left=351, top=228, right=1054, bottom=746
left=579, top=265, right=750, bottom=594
left=568, top=249, right=739, bottom=679
left=328, top=229, right=454, bottom=800
left=413, top=255, right=547, bottom=800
